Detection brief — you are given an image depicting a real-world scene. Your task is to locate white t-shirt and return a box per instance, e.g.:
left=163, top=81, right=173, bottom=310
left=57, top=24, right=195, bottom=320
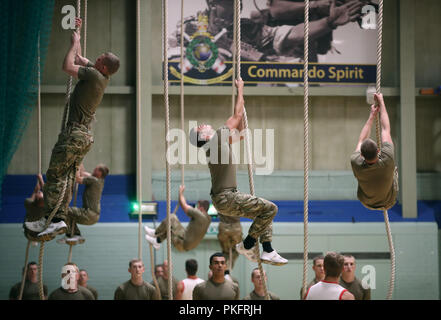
left=181, top=277, right=205, bottom=300
left=305, top=281, right=348, bottom=300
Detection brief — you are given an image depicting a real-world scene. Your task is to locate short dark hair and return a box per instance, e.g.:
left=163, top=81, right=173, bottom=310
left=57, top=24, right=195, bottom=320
left=97, top=164, right=109, bottom=178
left=129, top=259, right=143, bottom=268
left=324, top=252, right=344, bottom=278
left=198, top=200, right=210, bottom=212
left=209, top=252, right=225, bottom=265
left=360, top=139, right=378, bottom=161
left=103, top=52, right=120, bottom=75
left=185, top=259, right=198, bottom=276
left=189, top=127, right=209, bottom=148
left=313, top=255, right=324, bottom=266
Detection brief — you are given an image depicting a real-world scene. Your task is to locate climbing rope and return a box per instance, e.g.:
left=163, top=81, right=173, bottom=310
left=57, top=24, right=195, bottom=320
left=301, top=0, right=310, bottom=299
left=162, top=0, right=173, bottom=300
left=18, top=240, right=31, bottom=300
left=233, top=0, right=269, bottom=300
left=19, top=31, right=43, bottom=301
left=38, top=0, right=83, bottom=300
left=373, top=0, right=395, bottom=300
left=136, top=0, right=143, bottom=261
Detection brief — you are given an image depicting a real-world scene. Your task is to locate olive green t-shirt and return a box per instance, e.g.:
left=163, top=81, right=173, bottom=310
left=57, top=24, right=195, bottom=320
left=82, top=176, right=104, bottom=214
left=114, top=280, right=159, bottom=300
left=339, top=277, right=371, bottom=300
left=9, top=280, right=48, bottom=300
left=184, top=207, right=211, bottom=251
left=155, top=276, right=179, bottom=300
left=83, top=284, right=98, bottom=300
left=68, top=65, right=109, bottom=127
left=207, top=126, right=237, bottom=195
left=49, top=286, right=95, bottom=300
left=193, top=278, right=239, bottom=300
left=350, top=142, right=396, bottom=209
left=243, top=290, right=280, bottom=300
left=24, top=198, right=44, bottom=222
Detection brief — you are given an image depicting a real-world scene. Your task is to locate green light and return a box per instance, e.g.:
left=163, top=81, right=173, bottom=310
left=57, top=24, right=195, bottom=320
left=132, top=203, right=139, bottom=211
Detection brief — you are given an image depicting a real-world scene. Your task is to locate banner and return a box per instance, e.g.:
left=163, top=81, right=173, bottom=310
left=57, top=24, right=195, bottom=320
left=167, top=0, right=379, bottom=86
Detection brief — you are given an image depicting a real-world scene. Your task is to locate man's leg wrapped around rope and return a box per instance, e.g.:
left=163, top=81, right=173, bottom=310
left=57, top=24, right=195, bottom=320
left=211, top=189, right=287, bottom=265
left=39, top=125, right=93, bottom=239
left=148, top=214, right=186, bottom=252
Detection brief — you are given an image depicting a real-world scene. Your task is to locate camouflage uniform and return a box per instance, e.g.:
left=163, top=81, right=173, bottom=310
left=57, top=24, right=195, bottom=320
left=155, top=207, right=211, bottom=252
left=217, top=213, right=242, bottom=269
left=62, top=175, right=104, bottom=236
left=208, top=126, right=277, bottom=244
left=43, top=64, right=108, bottom=225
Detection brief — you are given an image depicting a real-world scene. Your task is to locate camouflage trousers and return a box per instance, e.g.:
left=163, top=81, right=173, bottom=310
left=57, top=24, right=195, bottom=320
left=218, top=221, right=243, bottom=270
left=211, top=189, right=277, bottom=243
left=43, top=123, right=93, bottom=221
left=62, top=207, right=100, bottom=236
left=155, top=214, right=187, bottom=252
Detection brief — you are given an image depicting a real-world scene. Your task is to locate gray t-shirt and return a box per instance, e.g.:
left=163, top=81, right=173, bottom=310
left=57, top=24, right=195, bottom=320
left=82, top=176, right=104, bottom=214
left=351, top=142, right=396, bottom=209
left=207, top=126, right=237, bottom=195
left=68, top=66, right=109, bottom=127
left=193, top=278, right=239, bottom=300
left=49, top=286, right=95, bottom=300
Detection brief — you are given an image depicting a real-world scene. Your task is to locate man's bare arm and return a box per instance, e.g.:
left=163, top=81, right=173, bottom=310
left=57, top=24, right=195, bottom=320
left=375, top=93, right=393, bottom=145
left=355, top=105, right=379, bottom=152
left=178, top=185, right=192, bottom=214
left=62, top=18, right=82, bottom=78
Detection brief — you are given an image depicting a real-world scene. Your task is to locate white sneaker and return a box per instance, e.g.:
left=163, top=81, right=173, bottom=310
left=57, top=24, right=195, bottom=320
left=143, top=225, right=156, bottom=237
left=145, top=234, right=160, bottom=250
left=38, top=221, right=67, bottom=238
left=261, top=250, right=288, bottom=266
left=235, top=242, right=258, bottom=263
left=24, top=217, right=47, bottom=233
left=66, top=235, right=85, bottom=245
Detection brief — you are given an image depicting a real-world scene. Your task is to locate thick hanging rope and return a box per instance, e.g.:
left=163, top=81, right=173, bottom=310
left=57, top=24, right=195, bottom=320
left=301, top=0, right=310, bottom=299
left=373, top=0, right=395, bottom=300
left=19, top=31, right=43, bottom=301
left=136, top=0, right=143, bottom=261
left=38, top=0, right=83, bottom=300
left=180, top=0, right=185, bottom=188
left=18, top=240, right=31, bottom=300
left=233, top=0, right=269, bottom=300
left=162, top=0, right=173, bottom=300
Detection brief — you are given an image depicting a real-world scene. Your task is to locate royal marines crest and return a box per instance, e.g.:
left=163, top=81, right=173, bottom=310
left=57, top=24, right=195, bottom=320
left=169, top=13, right=233, bottom=85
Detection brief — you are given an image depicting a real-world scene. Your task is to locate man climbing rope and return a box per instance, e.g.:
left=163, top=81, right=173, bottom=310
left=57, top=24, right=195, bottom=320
left=25, top=18, right=120, bottom=240
left=144, top=185, right=212, bottom=252
left=56, top=163, right=109, bottom=244
left=351, top=93, right=398, bottom=210
left=189, top=78, right=287, bottom=266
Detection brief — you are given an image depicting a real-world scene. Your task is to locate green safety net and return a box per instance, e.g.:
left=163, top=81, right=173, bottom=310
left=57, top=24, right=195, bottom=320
left=0, top=0, right=55, bottom=202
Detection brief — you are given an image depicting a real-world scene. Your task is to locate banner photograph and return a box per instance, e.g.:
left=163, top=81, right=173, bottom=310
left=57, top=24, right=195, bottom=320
left=166, top=0, right=379, bottom=86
